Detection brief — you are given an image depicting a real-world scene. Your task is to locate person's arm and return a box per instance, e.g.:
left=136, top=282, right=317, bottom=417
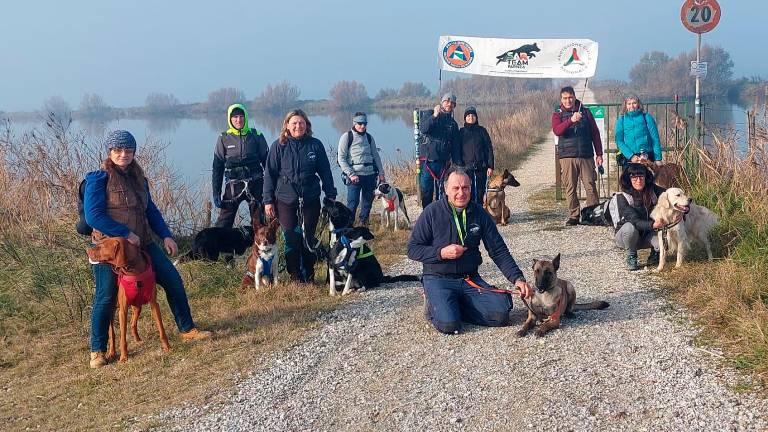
left=419, top=113, right=437, bottom=135
left=211, top=136, right=225, bottom=203
left=145, top=182, right=173, bottom=239
left=551, top=111, right=572, bottom=136
left=617, top=194, right=653, bottom=232
left=83, top=170, right=130, bottom=238
left=337, top=133, right=355, bottom=177
left=370, top=135, right=385, bottom=178
left=585, top=109, right=603, bottom=156
left=258, top=134, right=270, bottom=169
left=646, top=113, right=662, bottom=161
left=406, top=209, right=444, bottom=264
left=615, top=116, right=632, bottom=159
left=483, top=127, right=494, bottom=169
left=479, top=211, right=525, bottom=283
left=315, top=140, right=337, bottom=201
left=262, top=142, right=279, bottom=205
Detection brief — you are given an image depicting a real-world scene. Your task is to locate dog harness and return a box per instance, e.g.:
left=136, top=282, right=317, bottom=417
left=115, top=251, right=156, bottom=307
left=418, top=157, right=448, bottom=181
left=246, top=255, right=276, bottom=283
left=385, top=196, right=397, bottom=212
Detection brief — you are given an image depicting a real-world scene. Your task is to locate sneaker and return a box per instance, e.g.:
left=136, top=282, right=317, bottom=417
left=565, top=218, right=579, bottom=226
left=89, top=352, right=107, bottom=369
left=626, top=252, right=639, bottom=271
left=180, top=327, right=212, bottom=342
left=647, top=249, right=660, bottom=266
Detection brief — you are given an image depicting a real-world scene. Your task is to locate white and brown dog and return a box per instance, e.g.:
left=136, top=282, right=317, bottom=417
left=375, top=182, right=411, bottom=230
left=241, top=218, right=280, bottom=289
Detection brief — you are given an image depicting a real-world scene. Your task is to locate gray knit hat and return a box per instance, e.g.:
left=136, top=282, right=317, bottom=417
left=105, top=130, right=137, bottom=152
left=441, top=92, right=457, bottom=103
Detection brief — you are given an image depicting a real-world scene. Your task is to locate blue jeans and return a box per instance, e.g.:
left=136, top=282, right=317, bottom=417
left=422, top=275, right=513, bottom=334
left=419, top=161, right=448, bottom=207
left=345, top=173, right=377, bottom=223
left=466, top=168, right=488, bottom=204
left=89, top=242, right=195, bottom=352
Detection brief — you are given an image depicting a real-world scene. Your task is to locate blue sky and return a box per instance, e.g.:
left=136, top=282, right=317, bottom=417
left=1, top=0, right=763, bottom=111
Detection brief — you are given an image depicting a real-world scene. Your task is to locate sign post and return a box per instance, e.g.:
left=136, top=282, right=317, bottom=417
left=680, top=0, right=721, bottom=140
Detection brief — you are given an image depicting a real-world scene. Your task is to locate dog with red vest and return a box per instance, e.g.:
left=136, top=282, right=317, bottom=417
left=375, top=182, right=411, bottom=231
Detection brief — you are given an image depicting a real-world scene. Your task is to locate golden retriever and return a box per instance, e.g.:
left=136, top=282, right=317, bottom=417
left=650, top=188, right=718, bottom=271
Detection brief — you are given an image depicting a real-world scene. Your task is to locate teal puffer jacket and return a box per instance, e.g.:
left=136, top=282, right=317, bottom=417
left=615, top=110, right=662, bottom=161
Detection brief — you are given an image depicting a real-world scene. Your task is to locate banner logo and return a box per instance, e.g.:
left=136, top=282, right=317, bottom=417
left=442, top=41, right=475, bottom=68
left=495, top=43, right=540, bottom=69
left=559, top=43, right=590, bottom=74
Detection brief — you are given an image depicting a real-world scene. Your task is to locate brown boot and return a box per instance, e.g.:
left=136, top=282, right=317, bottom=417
left=180, top=327, right=212, bottom=342
left=89, top=352, right=107, bottom=369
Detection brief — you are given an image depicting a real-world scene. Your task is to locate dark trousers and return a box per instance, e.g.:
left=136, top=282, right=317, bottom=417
left=419, top=161, right=447, bottom=208
left=90, top=242, right=195, bottom=352
left=215, top=178, right=263, bottom=228
left=345, top=173, right=377, bottom=223
left=466, top=168, right=488, bottom=204
left=422, top=275, right=513, bottom=334
left=276, top=198, right=321, bottom=282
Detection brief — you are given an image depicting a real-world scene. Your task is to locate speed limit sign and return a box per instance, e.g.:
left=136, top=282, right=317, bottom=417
left=681, top=0, right=721, bottom=34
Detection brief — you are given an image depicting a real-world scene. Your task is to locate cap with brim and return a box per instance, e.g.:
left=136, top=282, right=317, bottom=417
left=352, top=114, right=367, bottom=124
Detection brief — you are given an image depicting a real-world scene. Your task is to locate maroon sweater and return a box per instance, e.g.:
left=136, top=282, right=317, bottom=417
left=551, top=101, right=603, bottom=156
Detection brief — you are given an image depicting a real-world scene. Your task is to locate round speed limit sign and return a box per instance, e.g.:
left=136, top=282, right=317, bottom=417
left=681, top=0, right=721, bottom=34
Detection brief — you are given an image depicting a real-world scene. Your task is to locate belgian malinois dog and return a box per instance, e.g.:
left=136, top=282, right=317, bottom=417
left=517, top=253, right=609, bottom=337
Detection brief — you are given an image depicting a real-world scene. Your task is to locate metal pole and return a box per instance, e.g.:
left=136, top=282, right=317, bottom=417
left=695, top=33, right=702, bottom=141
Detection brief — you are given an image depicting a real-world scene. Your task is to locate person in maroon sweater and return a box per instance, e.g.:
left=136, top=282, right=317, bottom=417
left=551, top=86, right=604, bottom=226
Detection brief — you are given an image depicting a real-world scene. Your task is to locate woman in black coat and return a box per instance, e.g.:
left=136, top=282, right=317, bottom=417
left=456, top=106, right=494, bottom=203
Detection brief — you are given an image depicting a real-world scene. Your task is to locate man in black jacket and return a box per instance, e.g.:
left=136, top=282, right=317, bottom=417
left=418, top=92, right=460, bottom=208
left=407, top=169, right=531, bottom=334
left=211, top=104, right=270, bottom=227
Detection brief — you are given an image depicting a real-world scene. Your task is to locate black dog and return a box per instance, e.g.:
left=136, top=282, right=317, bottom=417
left=174, top=226, right=254, bottom=265
left=322, top=198, right=355, bottom=231
left=327, top=226, right=418, bottom=296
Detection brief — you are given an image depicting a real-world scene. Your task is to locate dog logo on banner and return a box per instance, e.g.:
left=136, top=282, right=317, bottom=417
left=495, top=43, right=541, bottom=69
left=443, top=40, right=475, bottom=69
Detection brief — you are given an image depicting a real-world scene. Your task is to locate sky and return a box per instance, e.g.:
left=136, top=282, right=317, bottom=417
left=1, top=0, right=764, bottom=112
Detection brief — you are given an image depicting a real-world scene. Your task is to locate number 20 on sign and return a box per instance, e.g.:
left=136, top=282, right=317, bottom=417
left=681, top=0, right=721, bottom=34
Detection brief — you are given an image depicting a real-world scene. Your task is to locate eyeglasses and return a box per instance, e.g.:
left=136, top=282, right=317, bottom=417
left=630, top=174, right=645, bottom=179
left=111, top=148, right=135, bottom=155
left=355, top=122, right=367, bottom=126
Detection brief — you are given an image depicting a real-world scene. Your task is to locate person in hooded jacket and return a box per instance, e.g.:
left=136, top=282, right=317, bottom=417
left=211, top=104, right=270, bottom=227
left=615, top=95, right=663, bottom=166
left=418, top=92, right=460, bottom=208
left=456, top=106, right=494, bottom=204
left=337, top=112, right=385, bottom=225
left=263, top=109, right=337, bottom=282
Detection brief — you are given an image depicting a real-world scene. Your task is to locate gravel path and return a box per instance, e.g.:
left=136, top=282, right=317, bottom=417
left=157, top=141, right=768, bottom=431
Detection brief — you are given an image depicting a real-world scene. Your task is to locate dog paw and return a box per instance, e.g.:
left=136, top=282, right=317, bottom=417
left=534, top=329, right=546, bottom=338
left=516, top=329, right=528, bottom=338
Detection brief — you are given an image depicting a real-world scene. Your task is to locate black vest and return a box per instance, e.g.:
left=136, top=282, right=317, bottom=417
left=556, top=109, right=594, bottom=159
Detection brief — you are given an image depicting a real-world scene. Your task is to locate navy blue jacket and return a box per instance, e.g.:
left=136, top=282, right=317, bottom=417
left=407, top=197, right=525, bottom=282
left=262, top=136, right=337, bottom=206
left=418, top=112, right=459, bottom=163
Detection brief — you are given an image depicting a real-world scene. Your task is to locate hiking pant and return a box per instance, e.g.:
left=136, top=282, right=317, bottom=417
left=345, top=173, right=377, bottom=224
left=214, top=178, right=263, bottom=228
left=422, top=275, right=513, bottom=334
left=614, top=222, right=659, bottom=253
left=90, top=242, right=195, bottom=352
left=559, top=157, right=599, bottom=219
left=419, top=161, right=447, bottom=208
left=277, top=198, right=321, bottom=283
left=466, top=168, right=488, bottom=204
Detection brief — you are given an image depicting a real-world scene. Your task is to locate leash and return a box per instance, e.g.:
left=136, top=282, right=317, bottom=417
left=462, top=276, right=547, bottom=322
left=655, top=216, right=685, bottom=251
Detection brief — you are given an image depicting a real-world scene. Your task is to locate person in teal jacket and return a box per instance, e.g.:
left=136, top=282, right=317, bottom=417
left=615, top=96, right=662, bottom=165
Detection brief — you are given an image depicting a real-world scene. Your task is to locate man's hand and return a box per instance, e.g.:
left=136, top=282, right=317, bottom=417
left=126, top=232, right=140, bottom=247
left=349, top=175, right=360, bottom=183
left=164, top=237, right=178, bottom=256
left=379, top=174, right=386, bottom=183
left=515, top=279, right=532, bottom=299
left=264, top=203, right=275, bottom=218
left=595, top=155, right=603, bottom=167
left=570, top=112, right=583, bottom=123
left=440, top=244, right=467, bottom=260
left=486, top=168, right=493, bottom=178
left=433, top=105, right=441, bottom=118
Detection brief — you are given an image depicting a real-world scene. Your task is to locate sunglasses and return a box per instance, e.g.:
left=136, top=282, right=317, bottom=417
left=355, top=122, right=367, bottom=126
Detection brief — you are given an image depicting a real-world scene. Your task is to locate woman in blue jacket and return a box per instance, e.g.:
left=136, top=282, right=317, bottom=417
left=615, top=96, right=662, bottom=165
left=84, top=130, right=210, bottom=368
left=263, top=109, right=337, bottom=282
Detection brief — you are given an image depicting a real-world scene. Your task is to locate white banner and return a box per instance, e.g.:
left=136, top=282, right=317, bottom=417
left=439, top=36, right=598, bottom=78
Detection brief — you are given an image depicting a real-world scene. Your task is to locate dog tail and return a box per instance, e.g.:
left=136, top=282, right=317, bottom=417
left=573, top=301, right=610, bottom=311
left=380, top=275, right=419, bottom=283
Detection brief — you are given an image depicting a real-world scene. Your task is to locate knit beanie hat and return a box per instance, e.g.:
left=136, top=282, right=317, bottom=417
left=105, top=130, right=137, bottom=152
left=464, top=106, right=478, bottom=119
left=230, top=107, right=245, bottom=117
left=441, top=92, right=457, bottom=103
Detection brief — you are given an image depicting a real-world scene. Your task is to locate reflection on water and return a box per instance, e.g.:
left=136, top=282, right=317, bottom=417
left=146, top=116, right=182, bottom=134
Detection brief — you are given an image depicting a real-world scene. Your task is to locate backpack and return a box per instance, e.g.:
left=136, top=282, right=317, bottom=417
left=604, top=192, right=633, bottom=228
left=338, top=130, right=378, bottom=180
left=76, top=179, right=93, bottom=236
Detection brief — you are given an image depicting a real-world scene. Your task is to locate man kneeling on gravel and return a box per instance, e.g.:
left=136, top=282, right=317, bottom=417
left=407, top=168, right=532, bottom=334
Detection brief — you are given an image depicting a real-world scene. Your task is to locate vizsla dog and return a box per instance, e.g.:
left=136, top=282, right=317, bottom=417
left=87, top=238, right=170, bottom=362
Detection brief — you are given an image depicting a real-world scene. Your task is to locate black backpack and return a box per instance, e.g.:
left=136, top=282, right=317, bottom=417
left=76, top=179, right=93, bottom=235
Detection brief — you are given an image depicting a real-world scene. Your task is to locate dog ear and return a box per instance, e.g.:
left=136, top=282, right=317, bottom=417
left=552, top=253, right=560, bottom=272
left=532, top=258, right=538, bottom=269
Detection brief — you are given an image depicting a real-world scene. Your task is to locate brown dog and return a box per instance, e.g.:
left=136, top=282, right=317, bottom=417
left=241, top=218, right=281, bottom=290
left=87, top=238, right=170, bottom=362
left=637, top=159, right=683, bottom=189
left=482, top=169, right=520, bottom=225
left=517, top=253, right=609, bottom=337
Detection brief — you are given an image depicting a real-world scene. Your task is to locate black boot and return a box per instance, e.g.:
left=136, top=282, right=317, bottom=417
left=626, top=251, right=639, bottom=271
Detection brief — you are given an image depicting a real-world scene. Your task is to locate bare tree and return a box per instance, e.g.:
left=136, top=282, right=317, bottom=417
left=329, top=80, right=369, bottom=109
left=374, top=88, right=399, bottom=100
left=206, top=87, right=246, bottom=112
left=253, top=81, right=300, bottom=112
left=145, top=92, right=181, bottom=114
left=41, top=96, right=73, bottom=123
left=79, top=93, right=112, bottom=117
left=398, top=82, right=431, bottom=98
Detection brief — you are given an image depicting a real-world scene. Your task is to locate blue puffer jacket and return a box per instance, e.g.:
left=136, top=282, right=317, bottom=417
left=407, top=197, right=525, bottom=283
left=615, top=110, right=662, bottom=161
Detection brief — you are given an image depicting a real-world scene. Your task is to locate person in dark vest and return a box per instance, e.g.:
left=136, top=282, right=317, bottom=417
left=417, top=92, right=460, bottom=208
left=551, top=86, right=604, bottom=226
left=456, top=106, right=494, bottom=203
left=337, top=112, right=385, bottom=225
left=263, top=109, right=337, bottom=282
left=407, top=168, right=532, bottom=334
left=211, top=104, right=270, bottom=227
left=84, top=130, right=211, bottom=368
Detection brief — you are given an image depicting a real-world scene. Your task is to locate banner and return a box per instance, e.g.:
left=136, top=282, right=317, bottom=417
left=439, top=36, right=598, bottom=78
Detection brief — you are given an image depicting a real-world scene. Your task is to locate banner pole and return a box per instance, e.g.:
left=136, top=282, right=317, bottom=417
left=438, top=69, right=443, bottom=95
